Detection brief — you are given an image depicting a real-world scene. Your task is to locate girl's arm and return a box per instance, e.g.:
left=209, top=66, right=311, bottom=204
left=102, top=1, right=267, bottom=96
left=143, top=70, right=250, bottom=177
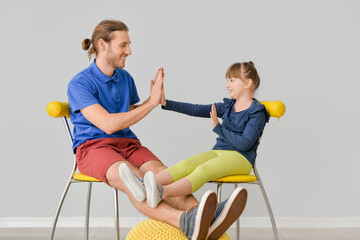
left=160, top=90, right=226, bottom=118
left=212, top=111, right=267, bottom=151
left=162, top=99, right=213, bottom=118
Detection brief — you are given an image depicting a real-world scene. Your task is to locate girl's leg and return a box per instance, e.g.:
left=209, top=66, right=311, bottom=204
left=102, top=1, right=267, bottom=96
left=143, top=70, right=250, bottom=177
left=149, top=150, right=251, bottom=203
left=156, top=150, right=218, bottom=186
left=156, top=170, right=174, bottom=186
left=180, top=150, right=252, bottom=194
left=162, top=178, right=193, bottom=199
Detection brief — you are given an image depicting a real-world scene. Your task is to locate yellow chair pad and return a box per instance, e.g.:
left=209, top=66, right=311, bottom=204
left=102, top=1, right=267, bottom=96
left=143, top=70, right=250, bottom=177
left=260, top=101, right=286, bottom=119
left=212, top=174, right=258, bottom=183
left=46, top=101, right=285, bottom=119
left=73, top=173, right=101, bottom=182
left=46, top=101, right=71, bottom=118
left=126, top=218, right=230, bottom=240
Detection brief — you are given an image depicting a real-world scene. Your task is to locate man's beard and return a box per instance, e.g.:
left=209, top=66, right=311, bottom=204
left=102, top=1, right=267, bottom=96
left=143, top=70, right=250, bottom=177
left=107, top=47, right=125, bottom=69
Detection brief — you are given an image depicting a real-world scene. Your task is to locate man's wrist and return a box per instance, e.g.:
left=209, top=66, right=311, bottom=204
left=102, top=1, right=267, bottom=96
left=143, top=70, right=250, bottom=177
left=147, top=99, right=158, bottom=109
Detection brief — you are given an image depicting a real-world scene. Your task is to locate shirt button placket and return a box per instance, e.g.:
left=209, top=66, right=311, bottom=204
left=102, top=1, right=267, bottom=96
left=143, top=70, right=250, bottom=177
left=110, top=81, right=120, bottom=111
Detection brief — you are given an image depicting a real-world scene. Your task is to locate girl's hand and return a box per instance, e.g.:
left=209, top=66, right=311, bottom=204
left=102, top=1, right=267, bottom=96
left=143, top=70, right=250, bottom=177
left=210, top=104, right=219, bottom=129
left=160, top=90, right=166, bottom=107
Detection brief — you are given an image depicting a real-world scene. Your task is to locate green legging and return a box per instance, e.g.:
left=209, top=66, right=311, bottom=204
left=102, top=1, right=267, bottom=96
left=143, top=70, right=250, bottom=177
left=165, top=150, right=253, bottom=192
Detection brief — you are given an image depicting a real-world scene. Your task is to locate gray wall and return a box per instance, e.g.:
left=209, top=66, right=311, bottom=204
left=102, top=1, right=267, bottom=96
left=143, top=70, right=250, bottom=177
left=1, top=0, right=359, bottom=222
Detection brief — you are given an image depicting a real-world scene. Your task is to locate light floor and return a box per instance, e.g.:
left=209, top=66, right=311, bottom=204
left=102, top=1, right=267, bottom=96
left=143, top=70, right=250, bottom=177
left=0, top=227, right=359, bottom=240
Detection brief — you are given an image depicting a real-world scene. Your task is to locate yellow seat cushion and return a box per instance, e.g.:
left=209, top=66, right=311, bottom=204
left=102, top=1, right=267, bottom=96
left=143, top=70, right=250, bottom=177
left=126, top=219, right=230, bottom=240
left=212, top=174, right=258, bottom=183
left=73, top=173, right=101, bottom=182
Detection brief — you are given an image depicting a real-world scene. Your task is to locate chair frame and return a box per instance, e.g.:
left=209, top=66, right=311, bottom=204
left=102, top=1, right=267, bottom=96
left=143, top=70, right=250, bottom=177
left=212, top=164, right=279, bottom=240
left=50, top=116, right=120, bottom=240
left=211, top=101, right=284, bottom=240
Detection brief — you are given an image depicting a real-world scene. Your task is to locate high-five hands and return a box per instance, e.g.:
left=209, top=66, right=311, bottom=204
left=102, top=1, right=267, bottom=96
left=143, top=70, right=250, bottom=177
left=210, top=104, right=219, bottom=129
left=149, top=67, right=164, bottom=108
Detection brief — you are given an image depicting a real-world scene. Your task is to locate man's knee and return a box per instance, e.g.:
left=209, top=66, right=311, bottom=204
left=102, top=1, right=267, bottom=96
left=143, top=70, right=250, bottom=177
left=139, top=160, right=166, bottom=174
left=106, top=161, right=140, bottom=188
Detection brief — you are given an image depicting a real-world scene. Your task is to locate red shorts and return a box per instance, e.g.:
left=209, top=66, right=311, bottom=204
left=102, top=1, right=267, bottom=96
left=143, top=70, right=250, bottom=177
left=75, top=138, right=161, bottom=185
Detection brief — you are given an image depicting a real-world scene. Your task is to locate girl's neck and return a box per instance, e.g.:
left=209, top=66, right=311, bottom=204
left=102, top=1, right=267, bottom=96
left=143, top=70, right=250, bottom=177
left=234, top=94, right=253, bottom=112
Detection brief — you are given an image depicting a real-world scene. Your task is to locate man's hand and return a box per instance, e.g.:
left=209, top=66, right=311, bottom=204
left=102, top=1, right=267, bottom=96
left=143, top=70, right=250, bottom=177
left=210, top=104, right=219, bottom=129
left=149, top=67, right=164, bottom=108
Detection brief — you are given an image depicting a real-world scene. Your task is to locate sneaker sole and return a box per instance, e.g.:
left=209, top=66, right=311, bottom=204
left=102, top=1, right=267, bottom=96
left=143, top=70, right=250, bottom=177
left=144, top=171, right=161, bottom=208
left=118, top=164, right=145, bottom=202
left=192, top=190, right=217, bottom=240
left=207, top=187, right=248, bottom=240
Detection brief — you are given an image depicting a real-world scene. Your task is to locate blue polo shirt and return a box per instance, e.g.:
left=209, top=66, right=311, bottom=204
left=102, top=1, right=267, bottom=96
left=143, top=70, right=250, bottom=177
left=67, top=60, right=140, bottom=152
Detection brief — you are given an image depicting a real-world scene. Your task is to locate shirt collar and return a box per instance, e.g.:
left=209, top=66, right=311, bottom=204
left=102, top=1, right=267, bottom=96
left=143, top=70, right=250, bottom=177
left=89, top=59, right=120, bottom=83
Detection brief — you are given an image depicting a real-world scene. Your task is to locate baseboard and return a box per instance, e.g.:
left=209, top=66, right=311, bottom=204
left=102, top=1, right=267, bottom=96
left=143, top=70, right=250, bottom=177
left=1, top=217, right=360, bottom=228
left=0, top=217, right=147, bottom=228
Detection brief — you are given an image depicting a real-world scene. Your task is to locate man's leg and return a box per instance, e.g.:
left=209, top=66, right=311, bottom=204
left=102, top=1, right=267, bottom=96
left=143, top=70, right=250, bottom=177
left=139, top=160, right=198, bottom=211
left=106, top=161, right=217, bottom=240
left=106, top=161, right=183, bottom=227
left=107, top=160, right=218, bottom=240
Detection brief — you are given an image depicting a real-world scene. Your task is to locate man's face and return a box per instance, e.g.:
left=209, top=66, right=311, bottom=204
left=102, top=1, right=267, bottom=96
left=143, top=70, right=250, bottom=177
left=105, top=31, right=132, bottom=69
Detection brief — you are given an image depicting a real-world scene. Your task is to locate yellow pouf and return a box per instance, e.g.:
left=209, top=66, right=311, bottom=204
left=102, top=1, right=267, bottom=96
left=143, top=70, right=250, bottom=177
left=126, top=218, right=230, bottom=240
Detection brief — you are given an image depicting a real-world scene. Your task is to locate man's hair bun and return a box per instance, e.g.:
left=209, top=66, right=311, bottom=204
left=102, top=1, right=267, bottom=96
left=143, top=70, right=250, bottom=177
left=82, top=38, right=91, bottom=50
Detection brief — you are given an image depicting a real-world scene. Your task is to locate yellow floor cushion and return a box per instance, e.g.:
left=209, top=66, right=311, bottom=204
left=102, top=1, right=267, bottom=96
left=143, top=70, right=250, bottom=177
left=126, top=218, right=230, bottom=240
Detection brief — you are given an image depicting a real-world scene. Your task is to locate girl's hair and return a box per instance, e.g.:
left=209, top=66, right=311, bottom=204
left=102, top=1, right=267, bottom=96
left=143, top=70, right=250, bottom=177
left=226, top=61, right=260, bottom=91
left=82, top=19, right=129, bottom=60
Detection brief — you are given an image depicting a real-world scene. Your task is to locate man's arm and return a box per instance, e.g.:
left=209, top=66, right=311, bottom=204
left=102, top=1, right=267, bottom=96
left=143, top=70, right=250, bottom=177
left=130, top=98, right=150, bottom=110
left=81, top=68, right=164, bottom=135
left=81, top=99, right=154, bottom=134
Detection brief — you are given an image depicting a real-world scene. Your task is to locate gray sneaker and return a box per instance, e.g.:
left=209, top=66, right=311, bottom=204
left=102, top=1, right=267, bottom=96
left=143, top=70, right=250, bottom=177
left=207, top=186, right=248, bottom=240
left=179, top=190, right=217, bottom=240
left=118, top=163, right=146, bottom=202
left=144, top=171, right=163, bottom=208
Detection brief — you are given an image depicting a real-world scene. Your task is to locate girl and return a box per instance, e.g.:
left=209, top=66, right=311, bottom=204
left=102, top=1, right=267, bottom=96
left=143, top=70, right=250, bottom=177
left=122, top=61, right=269, bottom=208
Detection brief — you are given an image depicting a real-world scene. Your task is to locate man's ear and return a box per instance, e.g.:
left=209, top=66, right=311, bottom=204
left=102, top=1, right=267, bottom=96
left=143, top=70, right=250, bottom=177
left=97, top=38, right=107, bottom=52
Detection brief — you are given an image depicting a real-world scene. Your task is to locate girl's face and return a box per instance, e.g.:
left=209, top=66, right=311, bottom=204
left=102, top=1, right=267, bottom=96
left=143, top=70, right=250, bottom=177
left=226, top=77, right=251, bottom=99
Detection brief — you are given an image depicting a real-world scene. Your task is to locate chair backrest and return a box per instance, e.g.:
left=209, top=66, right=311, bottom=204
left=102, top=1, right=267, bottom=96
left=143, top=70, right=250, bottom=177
left=46, top=101, right=71, bottom=118
left=252, top=101, right=285, bottom=178
left=46, top=101, right=73, bottom=145
left=46, top=101, right=286, bottom=119
left=259, top=101, right=286, bottom=119
left=46, top=100, right=286, bottom=144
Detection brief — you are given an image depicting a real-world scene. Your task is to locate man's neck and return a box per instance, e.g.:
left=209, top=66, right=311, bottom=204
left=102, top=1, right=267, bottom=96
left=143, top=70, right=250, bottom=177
left=95, top=58, right=115, bottom=77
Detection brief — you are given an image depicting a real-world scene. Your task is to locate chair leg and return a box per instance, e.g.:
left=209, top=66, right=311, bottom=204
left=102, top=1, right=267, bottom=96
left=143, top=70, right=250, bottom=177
left=234, top=183, right=240, bottom=240
left=216, top=182, right=222, bottom=202
left=114, top=188, right=120, bottom=240
left=50, top=180, right=73, bottom=240
left=258, top=181, right=279, bottom=240
left=85, top=182, right=92, bottom=240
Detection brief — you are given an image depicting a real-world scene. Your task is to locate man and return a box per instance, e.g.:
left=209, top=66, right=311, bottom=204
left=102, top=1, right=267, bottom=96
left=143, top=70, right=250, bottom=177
left=67, top=19, right=247, bottom=240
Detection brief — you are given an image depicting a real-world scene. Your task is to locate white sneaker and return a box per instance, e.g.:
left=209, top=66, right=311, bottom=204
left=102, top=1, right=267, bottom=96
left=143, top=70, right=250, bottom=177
left=118, top=163, right=146, bottom=202
left=144, top=171, right=163, bottom=208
